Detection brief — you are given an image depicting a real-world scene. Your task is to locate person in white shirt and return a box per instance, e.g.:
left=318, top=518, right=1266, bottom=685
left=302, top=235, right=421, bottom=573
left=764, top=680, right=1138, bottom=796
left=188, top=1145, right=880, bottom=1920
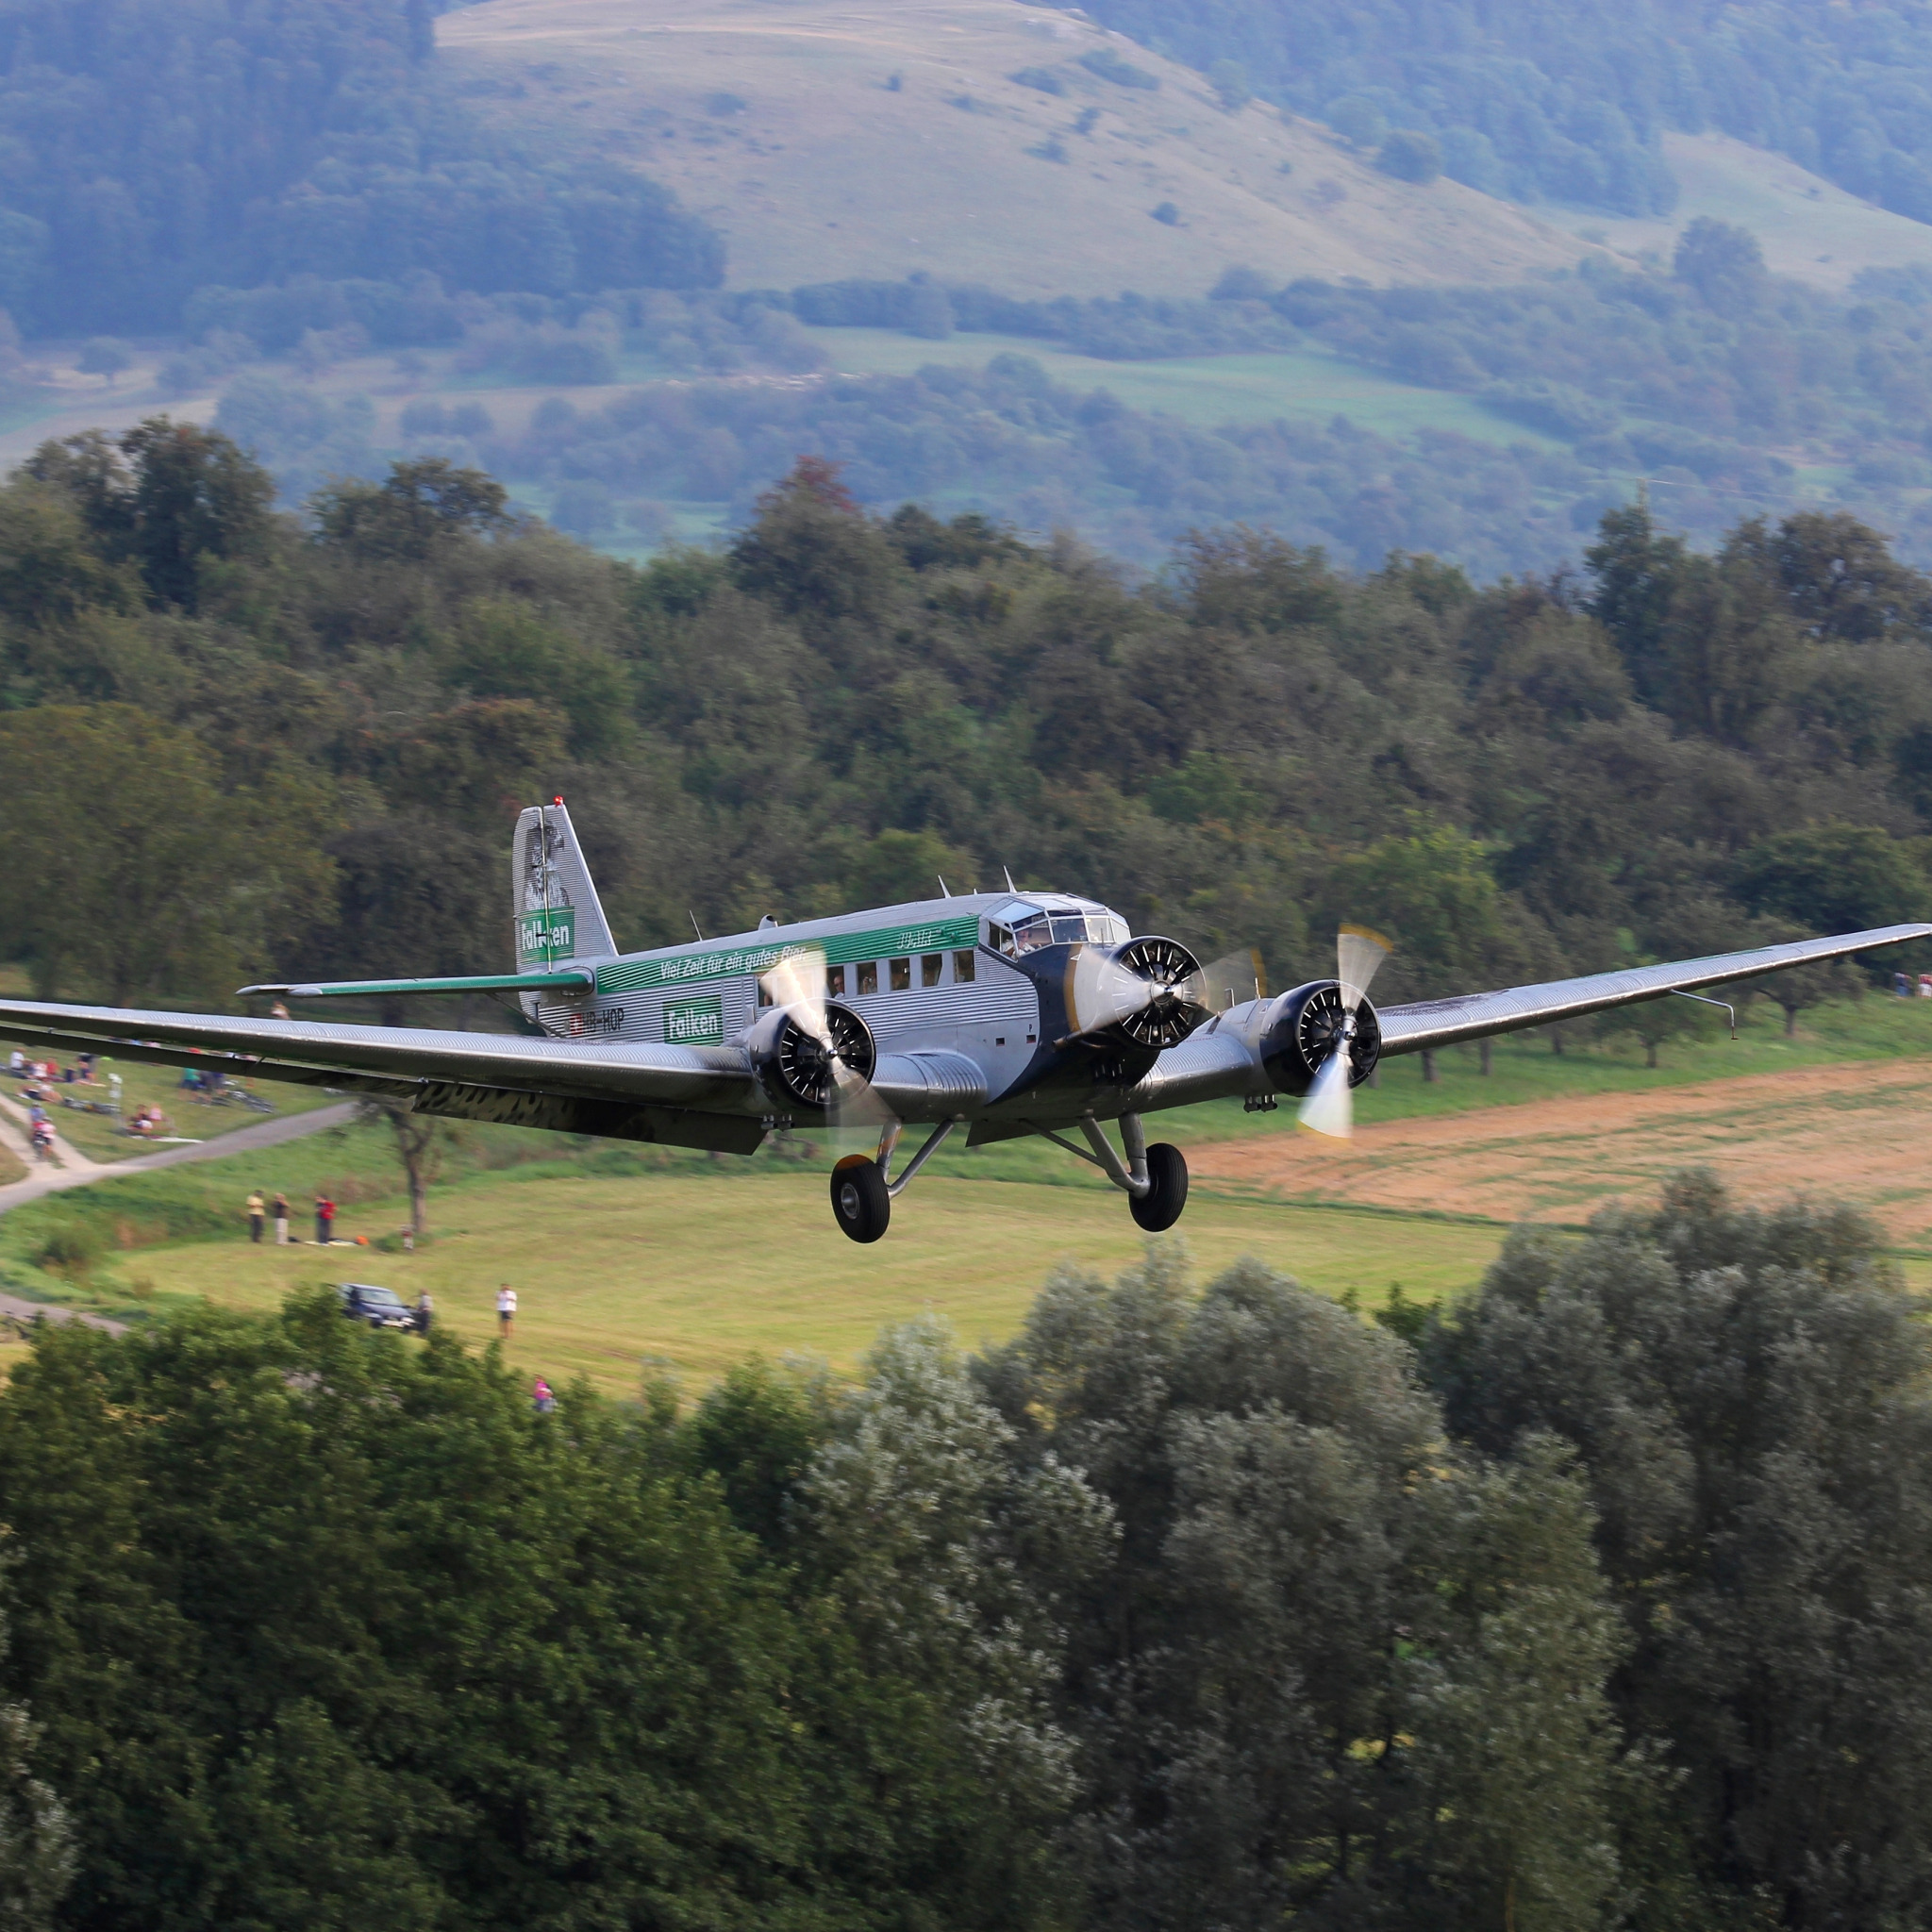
left=496, top=1284, right=517, bottom=1339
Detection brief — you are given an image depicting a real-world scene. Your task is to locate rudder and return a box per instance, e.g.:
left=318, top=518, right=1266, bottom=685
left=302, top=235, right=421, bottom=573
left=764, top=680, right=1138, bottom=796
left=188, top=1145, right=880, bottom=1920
left=513, top=800, right=618, bottom=971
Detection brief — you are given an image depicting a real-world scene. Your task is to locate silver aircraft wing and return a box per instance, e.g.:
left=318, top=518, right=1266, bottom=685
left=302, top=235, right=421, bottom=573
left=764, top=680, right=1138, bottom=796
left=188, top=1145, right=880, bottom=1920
left=1376, top=923, right=1932, bottom=1058
left=0, top=1000, right=770, bottom=1154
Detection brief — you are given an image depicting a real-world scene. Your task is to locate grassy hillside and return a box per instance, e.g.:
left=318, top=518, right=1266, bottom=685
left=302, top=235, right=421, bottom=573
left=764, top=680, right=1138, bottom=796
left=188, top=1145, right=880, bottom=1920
left=1537, top=132, right=1932, bottom=293
left=436, top=0, right=1593, bottom=296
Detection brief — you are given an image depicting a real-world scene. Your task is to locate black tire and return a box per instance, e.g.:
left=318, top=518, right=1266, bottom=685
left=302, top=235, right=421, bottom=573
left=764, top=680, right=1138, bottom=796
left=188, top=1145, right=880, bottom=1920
left=1130, top=1142, right=1189, bottom=1232
left=830, top=1157, right=891, bottom=1243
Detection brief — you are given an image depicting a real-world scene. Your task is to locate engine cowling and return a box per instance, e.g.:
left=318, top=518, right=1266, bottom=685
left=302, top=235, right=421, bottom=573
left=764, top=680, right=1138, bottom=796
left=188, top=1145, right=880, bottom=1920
left=748, top=1002, right=876, bottom=1113
left=1257, top=980, right=1382, bottom=1097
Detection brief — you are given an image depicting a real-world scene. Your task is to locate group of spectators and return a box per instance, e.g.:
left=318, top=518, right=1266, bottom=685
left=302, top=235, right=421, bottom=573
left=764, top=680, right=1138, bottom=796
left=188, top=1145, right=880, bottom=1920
left=242, top=1191, right=335, bottom=1244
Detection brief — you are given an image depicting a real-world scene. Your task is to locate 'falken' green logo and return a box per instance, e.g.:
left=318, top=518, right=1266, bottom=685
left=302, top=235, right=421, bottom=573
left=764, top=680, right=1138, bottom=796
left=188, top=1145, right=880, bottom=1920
left=663, top=996, right=723, bottom=1046
left=519, top=907, right=576, bottom=963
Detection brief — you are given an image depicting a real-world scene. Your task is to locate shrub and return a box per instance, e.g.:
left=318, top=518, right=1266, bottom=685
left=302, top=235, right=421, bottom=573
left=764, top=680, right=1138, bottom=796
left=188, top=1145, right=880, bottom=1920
left=34, top=1224, right=102, bottom=1279
left=1210, top=264, right=1274, bottom=302
left=1208, top=58, right=1250, bottom=108
left=1325, top=93, right=1387, bottom=147
left=1081, top=46, right=1159, bottom=90
left=1377, top=128, right=1443, bottom=183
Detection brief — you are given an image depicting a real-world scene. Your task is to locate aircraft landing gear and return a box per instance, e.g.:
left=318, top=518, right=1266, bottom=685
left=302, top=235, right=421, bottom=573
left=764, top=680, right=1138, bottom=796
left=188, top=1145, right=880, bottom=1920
left=830, top=1156, right=891, bottom=1243
left=1130, top=1141, right=1189, bottom=1232
left=829, top=1119, right=962, bottom=1242
left=1026, top=1112, right=1191, bottom=1230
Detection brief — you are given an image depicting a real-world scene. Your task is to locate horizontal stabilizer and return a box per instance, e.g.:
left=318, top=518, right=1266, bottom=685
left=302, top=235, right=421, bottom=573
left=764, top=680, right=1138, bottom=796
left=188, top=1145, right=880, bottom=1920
left=237, top=969, right=595, bottom=1000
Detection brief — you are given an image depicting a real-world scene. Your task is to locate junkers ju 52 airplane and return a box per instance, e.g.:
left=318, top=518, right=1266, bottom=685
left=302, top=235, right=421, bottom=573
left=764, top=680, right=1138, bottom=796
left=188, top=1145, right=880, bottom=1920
left=0, top=800, right=1925, bottom=1243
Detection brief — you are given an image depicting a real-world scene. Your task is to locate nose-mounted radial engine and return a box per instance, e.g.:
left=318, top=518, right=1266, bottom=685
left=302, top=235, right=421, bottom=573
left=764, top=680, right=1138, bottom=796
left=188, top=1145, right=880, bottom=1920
left=1062, top=935, right=1212, bottom=1049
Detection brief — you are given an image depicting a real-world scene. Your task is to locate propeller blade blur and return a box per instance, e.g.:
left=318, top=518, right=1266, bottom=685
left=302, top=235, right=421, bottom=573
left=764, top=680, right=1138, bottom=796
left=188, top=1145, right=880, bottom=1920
left=1181, top=946, right=1266, bottom=1016
left=760, top=948, right=893, bottom=1133
left=1337, top=924, right=1391, bottom=1012
left=761, top=949, right=831, bottom=1041
left=1067, top=945, right=1161, bottom=1035
left=1297, top=1047, right=1354, bottom=1138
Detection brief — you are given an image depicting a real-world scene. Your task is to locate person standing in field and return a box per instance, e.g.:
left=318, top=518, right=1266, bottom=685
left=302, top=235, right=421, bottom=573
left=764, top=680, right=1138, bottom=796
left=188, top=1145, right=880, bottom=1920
left=532, top=1375, right=554, bottom=1415
left=245, top=1191, right=265, bottom=1243
left=415, top=1291, right=434, bottom=1336
left=272, top=1192, right=290, bottom=1244
left=496, top=1284, right=516, bottom=1339
left=314, top=1193, right=336, bottom=1246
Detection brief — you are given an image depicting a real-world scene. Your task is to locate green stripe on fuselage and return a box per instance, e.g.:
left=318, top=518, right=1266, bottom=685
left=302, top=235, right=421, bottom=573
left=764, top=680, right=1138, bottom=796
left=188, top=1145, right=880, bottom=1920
left=595, top=915, right=983, bottom=994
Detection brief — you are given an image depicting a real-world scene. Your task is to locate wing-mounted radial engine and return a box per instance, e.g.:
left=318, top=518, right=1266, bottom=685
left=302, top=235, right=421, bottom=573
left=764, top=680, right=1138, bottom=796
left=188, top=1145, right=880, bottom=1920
left=1256, top=925, right=1391, bottom=1137
left=749, top=952, right=878, bottom=1115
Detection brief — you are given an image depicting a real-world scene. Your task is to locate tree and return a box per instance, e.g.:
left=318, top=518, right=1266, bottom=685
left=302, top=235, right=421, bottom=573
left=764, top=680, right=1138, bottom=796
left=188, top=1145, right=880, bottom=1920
left=1733, top=823, right=1927, bottom=937
left=1673, top=217, right=1767, bottom=315
left=1592, top=988, right=1708, bottom=1067
left=1584, top=497, right=1690, bottom=710
left=1746, top=917, right=1859, bottom=1035
left=0, top=1618, right=72, bottom=1932
left=1758, top=510, right=1932, bottom=643
left=0, top=705, right=336, bottom=1003
left=1425, top=1172, right=1932, bottom=1926
left=1208, top=59, right=1250, bottom=109
left=1327, top=820, right=1541, bottom=1078
left=0, top=1296, right=1022, bottom=1932
left=310, top=458, right=513, bottom=563
left=27, top=422, right=274, bottom=612
left=1324, top=94, right=1388, bottom=148
left=1376, top=130, right=1442, bottom=184
left=972, top=1248, right=1627, bottom=1931
left=353, top=1096, right=443, bottom=1238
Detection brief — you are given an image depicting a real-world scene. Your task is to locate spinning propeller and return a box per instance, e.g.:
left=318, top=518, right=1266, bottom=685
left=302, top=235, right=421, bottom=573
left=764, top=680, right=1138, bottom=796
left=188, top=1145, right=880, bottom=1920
left=1296, top=924, right=1391, bottom=1140
left=758, top=950, right=886, bottom=1126
left=1065, top=941, right=1267, bottom=1047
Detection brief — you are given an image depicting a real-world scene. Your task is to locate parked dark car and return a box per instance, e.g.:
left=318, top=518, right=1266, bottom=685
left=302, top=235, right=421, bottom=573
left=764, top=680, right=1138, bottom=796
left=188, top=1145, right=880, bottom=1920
left=338, top=1283, right=418, bottom=1331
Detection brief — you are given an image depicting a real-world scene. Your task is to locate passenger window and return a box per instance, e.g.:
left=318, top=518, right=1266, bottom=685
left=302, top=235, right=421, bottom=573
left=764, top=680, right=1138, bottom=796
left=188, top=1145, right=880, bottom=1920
left=891, top=958, right=911, bottom=991
left=954, top=950, right=975, bottom=983
left=826, top=964, right=846, bottom=997
left=858, top=962, right=878, bottom=995
left=758, top=983, right=773, bottom=1008
left=921, top=953, right=942, bottom=988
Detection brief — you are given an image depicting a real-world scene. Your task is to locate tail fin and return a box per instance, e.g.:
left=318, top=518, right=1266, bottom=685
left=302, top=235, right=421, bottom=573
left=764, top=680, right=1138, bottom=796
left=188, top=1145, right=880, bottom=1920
left=513, top=800, right=618, bottom=969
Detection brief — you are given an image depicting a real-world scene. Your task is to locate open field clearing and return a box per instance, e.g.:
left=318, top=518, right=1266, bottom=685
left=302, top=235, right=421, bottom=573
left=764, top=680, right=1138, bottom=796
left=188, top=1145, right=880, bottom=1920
left=1538, top=131, right=1932, bottom=291
left=438, top=0, right=1592, bottom=296
left=801, top=328, right=1564, bottom=445
left=101, top=1173, right=1507, bottom=1392
left=1193, top=1057, right=1932, bottom=1254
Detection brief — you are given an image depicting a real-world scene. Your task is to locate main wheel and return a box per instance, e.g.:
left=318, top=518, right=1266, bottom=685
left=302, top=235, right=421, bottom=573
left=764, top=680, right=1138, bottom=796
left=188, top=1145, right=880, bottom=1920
left=830, top=1155, right=891, bottom=1243
left=1130, top=1142, right=1189, bottom=1232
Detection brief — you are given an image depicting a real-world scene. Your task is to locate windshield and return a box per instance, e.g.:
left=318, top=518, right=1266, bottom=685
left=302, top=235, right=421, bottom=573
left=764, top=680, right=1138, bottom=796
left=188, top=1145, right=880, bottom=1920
left=349, top=1285, right=403, bottom=1307
left=991, top=906, right=1130, bottom=954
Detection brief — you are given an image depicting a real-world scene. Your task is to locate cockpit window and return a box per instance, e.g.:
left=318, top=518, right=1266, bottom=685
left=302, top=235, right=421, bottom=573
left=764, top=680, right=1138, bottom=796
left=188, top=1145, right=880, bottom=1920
left=990, top=905, right=1130, bottom=951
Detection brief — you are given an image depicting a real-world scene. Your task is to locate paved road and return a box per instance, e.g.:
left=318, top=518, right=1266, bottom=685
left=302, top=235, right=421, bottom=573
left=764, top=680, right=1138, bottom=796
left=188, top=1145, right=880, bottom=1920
left=0, top=1097, right=357, bottom=1333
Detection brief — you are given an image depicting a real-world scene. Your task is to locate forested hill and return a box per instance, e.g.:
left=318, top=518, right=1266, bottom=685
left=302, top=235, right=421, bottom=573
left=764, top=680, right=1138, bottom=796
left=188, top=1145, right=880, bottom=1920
left=1081, top=0, right=1932, bottom=223
left=0, top=0, right=723, bottom=337
left=3, top=426, right=1929, bottom=1029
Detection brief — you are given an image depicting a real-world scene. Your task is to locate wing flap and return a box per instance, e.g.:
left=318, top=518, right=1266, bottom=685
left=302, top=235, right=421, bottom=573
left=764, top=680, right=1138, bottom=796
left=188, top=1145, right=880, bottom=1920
left=1377, top=924, right=1932, bottom=1057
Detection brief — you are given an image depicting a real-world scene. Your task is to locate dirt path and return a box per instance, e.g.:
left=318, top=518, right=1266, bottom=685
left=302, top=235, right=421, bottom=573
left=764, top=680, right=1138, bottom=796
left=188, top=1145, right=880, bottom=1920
left=1191, top=1059, right=1932, bottom=1243
left=0, top=1102, right=357, bottom=1219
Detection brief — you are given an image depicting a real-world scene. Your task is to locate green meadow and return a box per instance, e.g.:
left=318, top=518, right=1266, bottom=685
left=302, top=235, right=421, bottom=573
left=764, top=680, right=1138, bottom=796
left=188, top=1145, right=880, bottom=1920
left=0, top=994, right=1926, bottom=1391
